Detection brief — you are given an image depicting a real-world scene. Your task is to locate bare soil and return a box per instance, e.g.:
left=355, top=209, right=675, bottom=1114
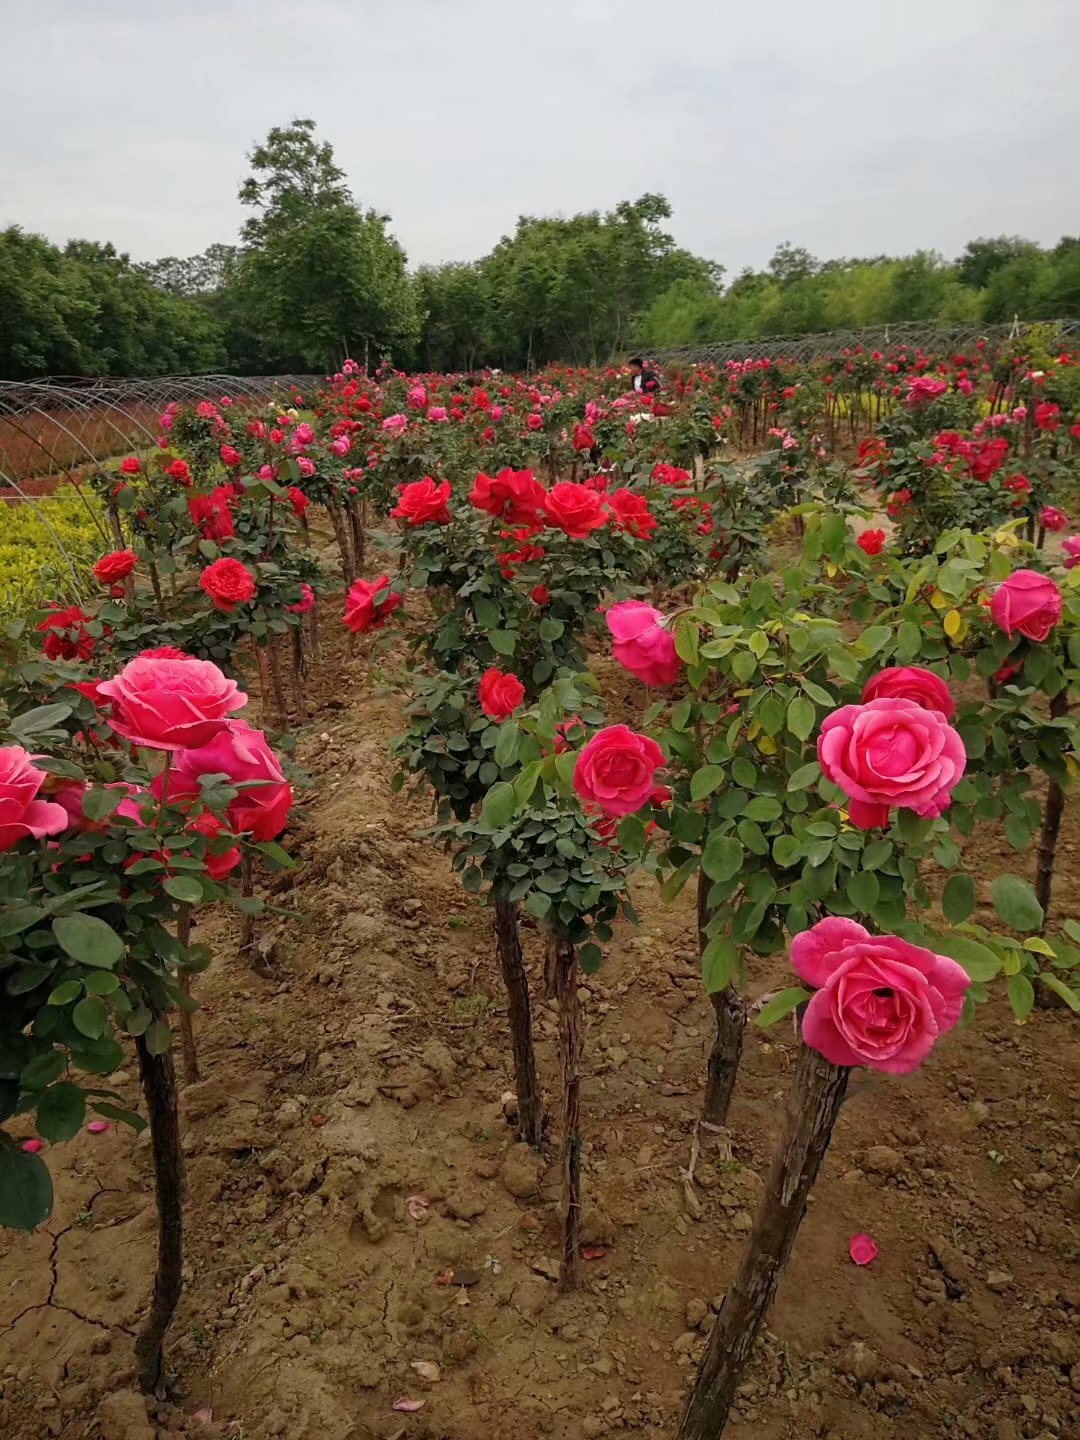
left=1, top=622, right=1078, bottom=1440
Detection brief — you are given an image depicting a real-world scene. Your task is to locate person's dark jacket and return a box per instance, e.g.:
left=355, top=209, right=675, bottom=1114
left=633, top=366, right=662, bottom=394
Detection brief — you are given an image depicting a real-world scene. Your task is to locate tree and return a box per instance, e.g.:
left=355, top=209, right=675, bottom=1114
left=956, top=235, right=1041, bottom=291
left=237, top=119, right=419, bottom=369
left=767, top=243, right=819, bottom=286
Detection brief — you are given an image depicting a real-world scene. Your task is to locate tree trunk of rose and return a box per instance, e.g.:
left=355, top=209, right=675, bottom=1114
left=554, top=936, right=582, bottom=1290
left=176, top=907, right=199, bottom=1086
left=134, top=1023, right=184, bottom=1394
left=698, top=870, right=746, bottom=1129
left=678, top=1041, right=850, bottom=1439
left=1036, top=689, right=1069, bottom=923
left=239, top=852, right=256, bottom=964
left=493, top=899, right=543, bottom=1148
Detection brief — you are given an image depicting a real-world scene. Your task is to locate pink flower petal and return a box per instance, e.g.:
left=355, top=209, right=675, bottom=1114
left=849, top=1233, right=878, bottom=1266
left=86, top=1120, right=110, bottom=1134
left=21, top=1138, right=43, bottom=1153
left=392, top=1396, right=425, bottom=1412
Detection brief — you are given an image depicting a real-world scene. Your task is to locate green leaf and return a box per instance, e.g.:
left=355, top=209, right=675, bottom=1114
left=52, top=915, right=124, bottom=970
left=701, top=937, right=739, bottom=994
left=847, top=870, right=880, bottom=915
left=36, top=1083, right=86, bottom=1142
left=753, top=986, right=810, bottom=1028
left=20, top=1051, right=65, bottom=1090
left=47, top=979, right=83, bottom=1007
left=524, top=891, right=551, bottom=921
left=0, top=1144, right=53, bottom=1230
left=163, top=876, right=205, bottom=905
left=731, top=757, right=757, bottom=789
left=731, top=650, right=757, bottom=683
left=494, top=722, right=519, bottom=768
left=743, top=795, right=782, bottom=823
left=990, top=875, right=1044, bottom=933
left=1038, top=973, right=1080, bottom=1012
left=83, top=971, right=120, bottom=996
left=80, top=788, right=124, bottom=824
left=934, top=933, right=1002, bottom=982
left=0, top=904, right=46, bottom=937
left=481, top=782, right=516, bottom=830
left=90, top=1101, right=146, bottom=1132
left=144, top=1020, right=172, bottom=1056
left=1007, top=972, right=1035, bottom=1022
left=487, top=629, right=517, bottom=656
left=472, top=595, right=501, bottom=629
left=72, top=997, right=107, bottom=1040
left=701, top=834, right=744, bottom=883
left=772, top=834, right=802, bottom=868
left=758, top=694, right=785, bottom=737
left=859, top=626, right=891, bottom=657
left=896, top=621, right=921, bottom=661
left=941, top=874, right=975, bottom=925
left=579, top=942, right=603, bottom=975
left=7, top=703, right=73, bottom=740
left=786, top=696, right=816, bottom=743
left=787, top=762, right=820, bottom=792
left=690, top=765, right=726, bottom=802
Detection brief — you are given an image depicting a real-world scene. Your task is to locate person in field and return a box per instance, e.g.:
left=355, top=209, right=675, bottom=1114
left=628, top=355, right=662, bottom=395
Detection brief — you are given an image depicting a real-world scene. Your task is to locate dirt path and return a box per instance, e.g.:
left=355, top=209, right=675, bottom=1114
left=1, top=626, right=1078, bottom=1440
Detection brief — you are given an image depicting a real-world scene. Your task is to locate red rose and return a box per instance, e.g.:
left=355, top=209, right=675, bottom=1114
left=989, top=569, right=1062, bottom=642
left=37, top=606, right=96, bottom=661
left=1034, top=402, right=1060, bottom=431
left=269, top=428, right=285, bottom=445
left=530, top=585, right=550, bottom=605
left=1040, top=505, right=1068, bottom=532
left=469, top=468, right=546, bottom=524
left=199, top=557, right=257, bottom=612
left=541, top=481, right=608, bottom=539
left=92, top=549, right=137, bottom=586
left=572, top=423, right=595, bottom=452
left=856, top=529, right=885, bottom=556
left=391, top=476, right=452, bottom=526
left=119, top=456, right=141, bottom=475
left=343, top=574, right=401, bottom=633
left=526, top=413, right=543, bottom=432
left=651, top=462, right=691, bottom=486
left=288, top=486, right=310, bottom=519
left=188, top=488, right=235, bottom=542
left=606, top=488, right=656, bottom=539
left=166, top=459, right=191, bottom=485
left=220, top=445, right=243, bottom=468
left=478, top=667, right=525, bottom=721
left=573, top=725, right=664, bottom=818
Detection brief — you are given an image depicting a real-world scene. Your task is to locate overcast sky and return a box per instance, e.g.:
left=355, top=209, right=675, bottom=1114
left=3, top=0, right=1078, bottom=278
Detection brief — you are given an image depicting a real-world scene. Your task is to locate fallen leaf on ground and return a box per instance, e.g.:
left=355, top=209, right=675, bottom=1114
left=455, top=1288, right=470, bottom=1306
left=410, top=1360, right=441, bottom=1384
left=406, top=1194, right=430, bottom=1221
left=392, top=1396, right=425, bottom=1412
left=582, top=1246, right=608, bottom=1261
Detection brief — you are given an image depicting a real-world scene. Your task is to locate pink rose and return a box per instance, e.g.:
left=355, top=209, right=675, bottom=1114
left=0, top=746, right=70, bottom=852
left=330, top=436, right=350, bottom=457
left=606, top=600, right=680, bottom=686
left=156, top=721, right=292, bottom=841
left=293, top=423, right=315, bottom=447
left=791, top=917, right=969, bottom=1074
left=989, top=569, right=1062, bottom=642
left=288, top=583, right=315, bottom=615
left=1062, top=536, right=1080, bottom=570
left=381, top=414, right=408, bottom=436
left=428, top=405, right=448, bottom=423
left=297, top=456, right=315, bottom=479
left=1039, top=505, right=1068, bottom=533
left=98, top=654, right=247, bottom=752
left=817, top=697, right=966, bottom=829
left=573, top=725, right=664, bottom=817
left=861, top=666, right=955, bottom=719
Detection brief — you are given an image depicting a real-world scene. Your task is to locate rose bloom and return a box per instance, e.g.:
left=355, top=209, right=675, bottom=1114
left=573, top=724, right=664, bottom=818
left=572, top=423, right=595, bottom=452
left=188, top=488, right=235, bottom=542
left=791, top=917, right=969, bottom=1074
left=119, top=456, right=141, bottom=475
left=989, top=569, right=1062, bottom=642
left=391, top=476, right=452, bottom=526
left=526, top=412, right=543, bottom=432
left=541, top=481, right=608, bottom=539
left=97, top=652, right=247, bottom=751
left=156, top=720, right=292, bottom=841
left=856, top=529, right=885, bottom=556
left=1062, top=535, right=1080, bottom=570
left=287, top=582, right=315, bottom=615
left=478, top=667, right=525, bottom=721
left=606, top=488, right=656, bottom=539
left=343, top=574, right=401, bottom=633
left=0, top=745, right=70, bottom=852
left=37, top=606, right=96, bottom=662
left=1040, top=505, right=1068, bottom=532
left=92, top=548, right=137, bottom=586
left=220, top=445, right=243, bottom=468
left=817, top=697, right=966, bottom=829
left=651, top=462, right=691, bottom=486
left=293, top=422, right=315, bottom=446
left=199, top=557, right=257, bottom=612
left=166, top=459, right=191, bottom=485
left=329, top=435, right=350, bottom=457
left=296, top=455, right=315, bottom=479
left=381, top=414, right=408, bottom=436
left=469, top=468, right=546, bottom=524
left=530, top=584, right=550, bottom=605
left=1034, top=401, right=1060, bottom=431
left=606, top=601, right=680, bottom=686
left=191, top=811, right=242, bottom=882
left=427, top=405, right=448, bottom=423
left=861, top=666, right=955, bottom=720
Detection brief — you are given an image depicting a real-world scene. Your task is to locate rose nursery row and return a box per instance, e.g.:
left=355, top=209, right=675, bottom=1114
left=2, top=345, right=1080, bottom=1434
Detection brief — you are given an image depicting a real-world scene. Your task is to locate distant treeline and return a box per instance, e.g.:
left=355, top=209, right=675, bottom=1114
left=2, top=118, right=1078, bottom=381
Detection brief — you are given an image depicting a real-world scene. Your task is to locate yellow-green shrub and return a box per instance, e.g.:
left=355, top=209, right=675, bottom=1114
left=0, top=487, right=108, bottom=620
